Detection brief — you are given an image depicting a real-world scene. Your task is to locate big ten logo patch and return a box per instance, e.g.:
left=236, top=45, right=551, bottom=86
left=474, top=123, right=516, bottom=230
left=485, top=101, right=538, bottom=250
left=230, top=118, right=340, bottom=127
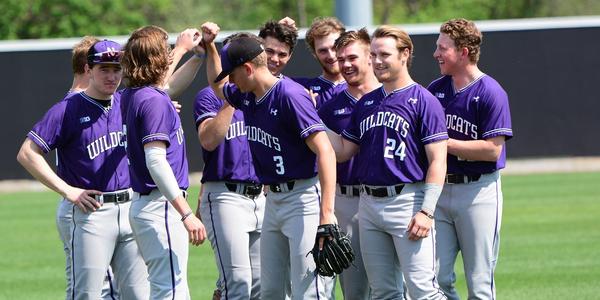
left=176, top=127, right=184, bottom=144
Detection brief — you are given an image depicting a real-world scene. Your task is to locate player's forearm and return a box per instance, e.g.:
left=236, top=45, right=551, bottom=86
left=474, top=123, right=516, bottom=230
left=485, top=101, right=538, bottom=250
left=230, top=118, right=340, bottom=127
left=198, top=104, right=236, bottom=151
left=165, top=55, right=203, bottom=99
left=17, top=140, right=71, bottom=197
left=144, top=145, right=186, bottom=211
left=447, top=137, right=504, bottom=162
left=205, top=42, right=226, bottom=99
left=317, top=150, right=336, bottom=224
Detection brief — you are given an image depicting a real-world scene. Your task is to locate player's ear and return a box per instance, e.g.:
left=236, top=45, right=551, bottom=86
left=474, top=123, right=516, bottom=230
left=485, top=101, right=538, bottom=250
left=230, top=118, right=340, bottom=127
left=461, top=47, right=470, bottom=59
left=84, top=64, right=92, bottom=74
left=243, top=63, right=253, bottom=76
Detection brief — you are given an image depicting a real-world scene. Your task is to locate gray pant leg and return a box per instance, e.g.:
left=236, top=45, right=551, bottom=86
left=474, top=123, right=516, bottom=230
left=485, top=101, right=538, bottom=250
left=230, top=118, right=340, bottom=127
left=435, top=190, right=461, bottom=300
left=200, top=183, right=265, bottom=300
left=110, top=202, right=149, bottom=300
left=130, top=191, right=190, bottom=300
left=336, top=192, right=369, bottom=300
left=455, top=174, right=503, bottom=300
left=71, top=205, right=118, bottom=300
left=56, top=199, right=74, bottom=300
left=260, top=202, right=290, bottom=300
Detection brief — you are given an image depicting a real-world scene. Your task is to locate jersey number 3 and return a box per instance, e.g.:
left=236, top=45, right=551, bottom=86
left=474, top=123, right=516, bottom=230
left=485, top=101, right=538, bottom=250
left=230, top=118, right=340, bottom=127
left=273, top=155, right=285, bottom=175
left=384, top=138, right=406, bottom=160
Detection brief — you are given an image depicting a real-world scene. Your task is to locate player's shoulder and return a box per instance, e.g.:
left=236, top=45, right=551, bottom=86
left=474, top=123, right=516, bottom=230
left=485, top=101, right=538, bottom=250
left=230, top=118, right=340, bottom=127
left=426, top=75, right=452, bottom=91
left=478, top=74, right=507, bottom=94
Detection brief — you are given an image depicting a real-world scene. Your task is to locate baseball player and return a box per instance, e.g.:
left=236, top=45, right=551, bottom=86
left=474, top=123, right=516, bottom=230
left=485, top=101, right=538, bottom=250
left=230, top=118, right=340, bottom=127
left=318, top=28, right=382, bottom=300
left=258, top=20, right=298, bottom=76
left=17, top=39, right=150, bottom=300
left=294, top=17, right=347, bottom=109
left=194, top=77, right=265, bottom=300
left=427, top=18, right=513, bottom=300
left=328, top=25, right=449, bottom=299
left=50, top=36, right=121, bottom=300
left=120, top=25, right=206, bottom=300
left=201, top=23, right=337, bottom=299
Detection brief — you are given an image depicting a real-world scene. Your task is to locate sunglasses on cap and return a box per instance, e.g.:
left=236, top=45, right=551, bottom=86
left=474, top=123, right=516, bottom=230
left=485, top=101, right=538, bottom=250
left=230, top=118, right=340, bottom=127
left=88, top=50, right=123, bottom=65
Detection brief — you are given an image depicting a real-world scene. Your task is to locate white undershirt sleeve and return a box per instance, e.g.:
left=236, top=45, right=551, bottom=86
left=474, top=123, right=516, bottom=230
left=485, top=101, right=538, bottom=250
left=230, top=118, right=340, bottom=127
left=145, top=146, right=182, bottom=201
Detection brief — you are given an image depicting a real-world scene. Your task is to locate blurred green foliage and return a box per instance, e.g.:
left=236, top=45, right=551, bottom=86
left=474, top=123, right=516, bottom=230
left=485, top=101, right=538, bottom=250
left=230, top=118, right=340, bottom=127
left=1, top=0, right=600, bottom=40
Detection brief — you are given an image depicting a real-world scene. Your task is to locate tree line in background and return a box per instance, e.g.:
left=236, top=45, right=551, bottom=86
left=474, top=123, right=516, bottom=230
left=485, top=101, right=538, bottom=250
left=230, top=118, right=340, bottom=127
left=2, top=0, right=600, bottom=40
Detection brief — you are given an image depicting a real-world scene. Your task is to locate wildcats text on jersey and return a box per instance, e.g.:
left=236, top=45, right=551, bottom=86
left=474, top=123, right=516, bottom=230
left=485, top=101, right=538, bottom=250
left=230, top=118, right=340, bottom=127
left=446, top=114, right=478, bottom=139
left=86, top=131, right=125, bottom=159
left=359, top=111, right=410, bottom=138
left=246, top=125, right=281, bottom=151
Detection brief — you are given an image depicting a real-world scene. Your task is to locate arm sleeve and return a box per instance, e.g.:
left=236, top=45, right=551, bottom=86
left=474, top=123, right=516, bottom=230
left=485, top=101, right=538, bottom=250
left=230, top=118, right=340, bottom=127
left=478, top=89, right=513, bottom=140
left=138, top=93, right=175, bottom=146
left=28, top=101, right=69, bottom=153
left=145, top=146, right=182, bottom=201
left=193, top=87, right=223, bottom=128
left=419, top=92, right=449, bottom=144
left=279, top=88, right=325, bottom=139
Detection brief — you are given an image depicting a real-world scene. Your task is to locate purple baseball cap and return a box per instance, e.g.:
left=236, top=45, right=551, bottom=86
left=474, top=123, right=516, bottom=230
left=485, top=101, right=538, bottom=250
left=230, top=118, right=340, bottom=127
left=87, top=39, right=123, bottom=65
left=214, top=36, right=264, bottom=83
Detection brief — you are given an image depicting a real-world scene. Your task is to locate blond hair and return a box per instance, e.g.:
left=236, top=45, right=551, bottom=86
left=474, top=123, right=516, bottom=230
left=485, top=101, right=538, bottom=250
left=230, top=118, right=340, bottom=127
left=72, top=36, right=99, bottom=74
left=372, top=25, right=414, bottom=68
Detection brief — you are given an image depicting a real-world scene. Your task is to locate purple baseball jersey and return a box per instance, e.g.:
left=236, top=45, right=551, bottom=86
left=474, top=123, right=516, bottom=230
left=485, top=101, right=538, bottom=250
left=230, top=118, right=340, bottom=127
left=427, top=75, right=513, bottom=175
left=120, top=86, right=189, bottom=194
left=318, top=90, right=359, bottom=185
left=342, top=84, right=448, bottom=186
left=28, top=91, right=129, bottom=191
left=222, top=77, right=325, bottom=184
left=292, top=76, right=347, bottom=109
left=193, top=87, right=259, bottom=184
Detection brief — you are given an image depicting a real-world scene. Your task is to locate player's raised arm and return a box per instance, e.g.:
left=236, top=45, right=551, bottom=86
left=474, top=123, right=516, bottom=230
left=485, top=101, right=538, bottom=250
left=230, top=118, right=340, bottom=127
left=201, top=22, right=226, bottom=100
left=164, top=44, right=206, bottom=99
left=305, top=131, right=337, bottom=225
left=162, top=28, right=202, bottom=88
left=16, top=138, right=101, bottom=212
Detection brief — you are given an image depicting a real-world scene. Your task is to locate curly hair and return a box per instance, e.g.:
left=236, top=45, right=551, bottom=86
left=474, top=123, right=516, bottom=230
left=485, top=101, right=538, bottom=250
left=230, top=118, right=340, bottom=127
left=258, top=20, right=298, bottom=53
left=333, top=27, right=370, bottom=52
left=440, top=18, right=482, bottom=63
left=306, top=17, right=345, bottom=54
left=72, top=36, right=99, bottom=74
left=122, top=25, right=170, bottom=87
left=372, top=25, right=414, bottom=68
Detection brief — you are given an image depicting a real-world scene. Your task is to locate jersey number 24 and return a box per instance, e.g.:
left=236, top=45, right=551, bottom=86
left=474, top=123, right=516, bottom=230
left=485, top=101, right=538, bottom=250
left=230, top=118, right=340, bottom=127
left=384, top=138, right=406, bottom=160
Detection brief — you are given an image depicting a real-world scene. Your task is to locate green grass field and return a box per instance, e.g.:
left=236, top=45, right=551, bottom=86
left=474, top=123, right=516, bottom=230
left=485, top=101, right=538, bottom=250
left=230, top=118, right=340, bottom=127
left=1, top=172, right=599, bottom=299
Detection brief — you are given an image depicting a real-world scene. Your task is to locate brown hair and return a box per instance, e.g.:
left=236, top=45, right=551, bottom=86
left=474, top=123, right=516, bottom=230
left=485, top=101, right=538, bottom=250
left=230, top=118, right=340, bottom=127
left=72, top=36, right=99, bottom=74
left=306, top=17, right=345, bottom=54
left=440, top=18, right=482, bottom=63
left=258, top=20, right=298, bottom=53
left=334, top=28, right=370, bottom=52
left=122, top=25, right=170, bottom=87
left=372, top=25, right=414, bottom=68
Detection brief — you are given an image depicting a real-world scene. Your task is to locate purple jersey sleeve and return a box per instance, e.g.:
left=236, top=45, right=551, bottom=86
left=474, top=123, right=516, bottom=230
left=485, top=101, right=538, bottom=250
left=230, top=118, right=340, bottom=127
left=194, top=87, right=222, bottom=127
left=137, top=93, right=176, bottom=146
left=279, top=88, right=325, bottom=139
left=28, top=101, right=68, bottom=153
left=478, top=85, right=513, bottom=140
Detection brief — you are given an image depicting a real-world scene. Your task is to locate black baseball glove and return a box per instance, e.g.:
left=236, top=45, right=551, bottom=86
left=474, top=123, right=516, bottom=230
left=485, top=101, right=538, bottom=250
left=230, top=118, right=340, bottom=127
left=308, top=224, right=355, bottom=277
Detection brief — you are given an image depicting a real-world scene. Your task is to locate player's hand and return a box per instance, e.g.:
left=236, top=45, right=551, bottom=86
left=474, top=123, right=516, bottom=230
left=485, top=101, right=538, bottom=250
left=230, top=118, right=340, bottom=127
left=407, top=212, right=433, bottom=241
left=279, top=16, right=297, bottom=30
left=183, top=214, right=206, bottom=246
left=175, top=28, right=202, bottom=52
left=171, top=100, right=182, bottom=113
left=64, top=187, right=102, bottom=213
left=192, top=43, right=206, bottom=57
left=201, top=22, right=220, bottom=44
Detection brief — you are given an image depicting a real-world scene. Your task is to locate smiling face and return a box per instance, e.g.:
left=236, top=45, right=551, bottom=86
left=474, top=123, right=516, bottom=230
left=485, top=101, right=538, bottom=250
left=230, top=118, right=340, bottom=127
left=370, top=37, right=406, bottom=83
left=87, top=63, right=122, bottom=98
left=263, top=36, right=292, bottom=76
left=313, top=32, right=341, bottom=78
left=337, top=41, right=371, bottom=87
left=433, top=33, right=463, bottom=76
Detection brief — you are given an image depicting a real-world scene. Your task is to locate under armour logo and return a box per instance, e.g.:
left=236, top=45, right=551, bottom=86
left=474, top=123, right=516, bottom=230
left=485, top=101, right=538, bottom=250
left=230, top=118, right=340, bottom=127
left=80, top=116, right=91, bottom=123
left=243, top=100, right=250, bottom=106
left=270, top=109, right=278, bottom=116
left=473, top=96, right=480, bottom=102
left=408, top=98, right=418, bottom=104
left=272, top=185, right=281, bottom=192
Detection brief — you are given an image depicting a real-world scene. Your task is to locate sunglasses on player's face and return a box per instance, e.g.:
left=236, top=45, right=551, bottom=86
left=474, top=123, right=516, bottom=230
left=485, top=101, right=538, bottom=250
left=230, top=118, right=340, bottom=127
left=90, top=50, right=123, bottom=63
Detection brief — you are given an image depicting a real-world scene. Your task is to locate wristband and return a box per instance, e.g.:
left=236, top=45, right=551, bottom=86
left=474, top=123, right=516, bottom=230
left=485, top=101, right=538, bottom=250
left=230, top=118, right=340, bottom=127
left=419, top=209, right=434, bottom=219
left=181, top=211, right=193, bottom=222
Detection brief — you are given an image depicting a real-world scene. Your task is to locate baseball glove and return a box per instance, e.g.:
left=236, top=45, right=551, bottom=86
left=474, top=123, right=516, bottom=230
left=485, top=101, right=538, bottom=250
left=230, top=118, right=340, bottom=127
left=309, top=224, right=355, bottom=277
